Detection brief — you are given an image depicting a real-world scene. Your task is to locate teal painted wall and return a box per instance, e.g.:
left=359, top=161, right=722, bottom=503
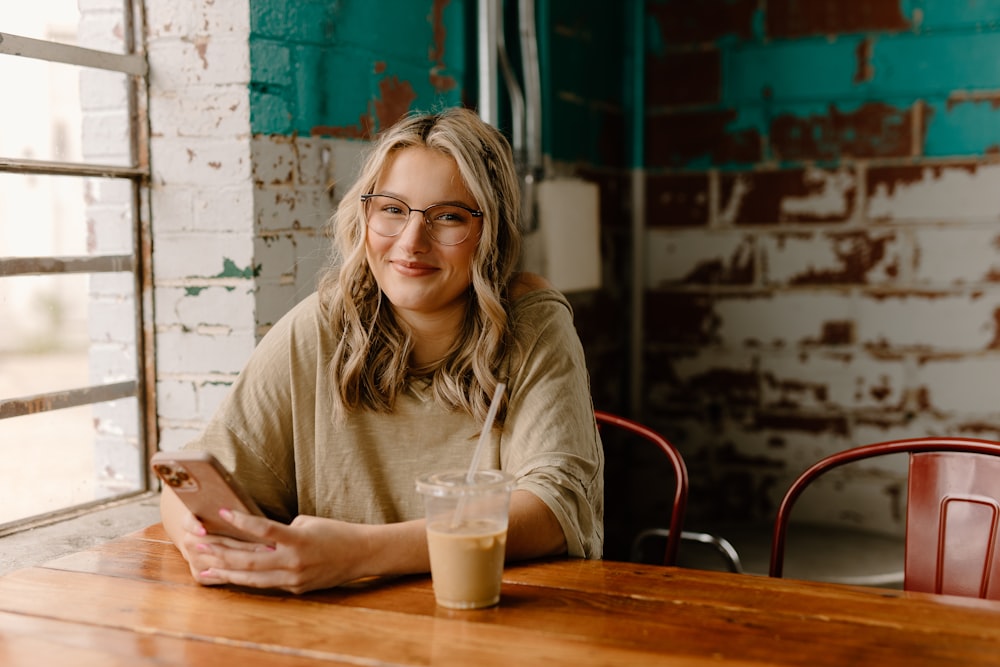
left=249, top=0, right=471, bottom=138
left=248, top=0, right=628, bottom=169
left=646, top=0, right=1000, bottom=170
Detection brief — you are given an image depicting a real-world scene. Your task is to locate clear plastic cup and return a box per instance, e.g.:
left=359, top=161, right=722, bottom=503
left=416, top=469, right=514, bottom=609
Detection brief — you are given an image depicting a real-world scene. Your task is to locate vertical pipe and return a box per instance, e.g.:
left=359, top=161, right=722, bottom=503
left=478, top=0, right=499, bottom=125
left=629, top=0, right=645, bottom=416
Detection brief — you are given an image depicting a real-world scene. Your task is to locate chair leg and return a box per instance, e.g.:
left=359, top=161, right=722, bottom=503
left=631, top=528, right=744, bottom=574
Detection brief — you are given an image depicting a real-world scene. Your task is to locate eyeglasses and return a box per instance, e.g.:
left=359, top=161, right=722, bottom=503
left=361, top=193, right=482, bottom=246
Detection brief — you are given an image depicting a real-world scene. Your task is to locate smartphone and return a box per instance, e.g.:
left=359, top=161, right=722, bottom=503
left=152, top=451, right=269, bottom=543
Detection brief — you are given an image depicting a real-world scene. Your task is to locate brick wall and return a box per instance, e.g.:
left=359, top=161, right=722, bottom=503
left=644, top=0, right=1000, bottom=533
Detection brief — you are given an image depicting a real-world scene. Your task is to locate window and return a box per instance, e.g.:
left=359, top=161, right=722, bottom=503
left=0, top=1, right=153, bottom=532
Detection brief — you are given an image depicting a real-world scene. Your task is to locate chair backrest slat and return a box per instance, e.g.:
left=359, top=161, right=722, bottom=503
left=595, top=410, right=688, bottom=566
left=770, top=437, right=1000, bottom=600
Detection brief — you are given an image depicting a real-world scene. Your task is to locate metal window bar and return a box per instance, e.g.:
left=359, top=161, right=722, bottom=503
left=0, top=0, right=155, bottom=524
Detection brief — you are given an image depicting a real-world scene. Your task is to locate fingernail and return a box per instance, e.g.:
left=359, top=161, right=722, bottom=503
left=195, top=543, right=210, bottom=553
left=199, top=569, right=214, bottom=578
left=195, top=525, right=207, bottom=537
left=219, top=508, right=233, bottom=521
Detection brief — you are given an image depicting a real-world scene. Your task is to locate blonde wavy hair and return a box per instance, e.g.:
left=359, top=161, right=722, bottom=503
left=317, top=107, right=523, bottom=425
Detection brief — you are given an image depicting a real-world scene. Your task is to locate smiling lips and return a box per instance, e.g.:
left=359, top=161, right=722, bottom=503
left=392, top=259, right=438, bottom=277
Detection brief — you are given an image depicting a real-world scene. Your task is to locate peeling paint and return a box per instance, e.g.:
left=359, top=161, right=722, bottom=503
left=766, top=0, right=909, bottom=38
left=770, top=102, right=916, bottom=161
left=788, top=231, right=894, bottom=285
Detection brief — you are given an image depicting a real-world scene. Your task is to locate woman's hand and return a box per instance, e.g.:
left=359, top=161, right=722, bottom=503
left=193, top=511, right=371, bottom=594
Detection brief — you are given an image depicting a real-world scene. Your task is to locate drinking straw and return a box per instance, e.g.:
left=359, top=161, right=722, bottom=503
left=451, top=382, right=506, bottom=527
left=465, top=382, right=506, bottom=483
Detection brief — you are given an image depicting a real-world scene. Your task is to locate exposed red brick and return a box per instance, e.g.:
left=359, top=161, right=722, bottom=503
left=818, top=320, right=854, bottom=345
left=678, top=238, right=755, bottom=286
left=767, top=0, right=909, bottom=38
left=770, top=102, right=915, bottom=162
left=646, top=173, right=710, bottom=227
left=990, top=308, right=1000, bottom=349
left=866, top=162, right=980, bottom=201
left=644, top=291, right=717, bottom=345
left=597, top=110, right=627, bottom=168
left=648, top=0, right=757, bottom=43
left=647, top=109, right=762, bottom=168
left=762, top=373, right=829, bottom=405
left=854, top=37, right=874, bottom=83
left=947, top=92, right=1000, bottom=111
left=719, top=168, right=856, bottom=224
left=646, top=49, right=720, bottom=107
left=686, top=368, right=761, bottom=407
left=788, top=231, right=896, bottom=285
left=753, top=411, right=849, bottom=435
left=311, top=75, right=416, bottom=139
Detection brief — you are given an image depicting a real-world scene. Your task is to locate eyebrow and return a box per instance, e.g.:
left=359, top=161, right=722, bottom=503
left=374, top=191, right=480, bottom=210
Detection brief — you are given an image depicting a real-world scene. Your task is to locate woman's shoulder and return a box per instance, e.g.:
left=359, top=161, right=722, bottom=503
left=508, top=272, right=572, bottom=319
left=509, top=271, right=556, bottom=300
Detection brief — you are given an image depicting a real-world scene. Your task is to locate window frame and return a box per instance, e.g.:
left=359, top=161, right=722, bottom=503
left=0, top=2, right=156, bottom=535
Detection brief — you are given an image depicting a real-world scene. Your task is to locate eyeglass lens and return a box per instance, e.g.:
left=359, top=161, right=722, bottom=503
left=364, top=195, right=477, bottom=245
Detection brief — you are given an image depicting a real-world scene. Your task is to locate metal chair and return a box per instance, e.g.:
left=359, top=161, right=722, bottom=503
left=595, top=410, right=743, bottom=572
left=769, top=437, right=1000, bottom=599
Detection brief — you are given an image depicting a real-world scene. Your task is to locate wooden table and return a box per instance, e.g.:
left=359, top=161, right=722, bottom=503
left=1, top=524, right=999, bottom=666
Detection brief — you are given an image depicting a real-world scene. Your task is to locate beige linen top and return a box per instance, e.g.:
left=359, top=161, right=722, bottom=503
left=184, top=288, right=604, bottom=558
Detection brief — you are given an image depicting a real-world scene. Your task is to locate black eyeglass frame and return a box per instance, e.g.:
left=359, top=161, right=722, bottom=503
left=360, top=193, right=483, bottom=246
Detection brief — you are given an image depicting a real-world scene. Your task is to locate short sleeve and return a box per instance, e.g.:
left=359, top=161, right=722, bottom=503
left=501, top=290, right=604, bottom=558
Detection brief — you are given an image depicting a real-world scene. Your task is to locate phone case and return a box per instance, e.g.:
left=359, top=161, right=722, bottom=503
left=151, top=451, right=268, bottom=543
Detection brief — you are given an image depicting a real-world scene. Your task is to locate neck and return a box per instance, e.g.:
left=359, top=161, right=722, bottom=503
left=397, top=305, right=467, bottom=367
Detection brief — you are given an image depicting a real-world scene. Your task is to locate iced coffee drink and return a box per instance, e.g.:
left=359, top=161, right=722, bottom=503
left=416, top=470, right=514, bottom=609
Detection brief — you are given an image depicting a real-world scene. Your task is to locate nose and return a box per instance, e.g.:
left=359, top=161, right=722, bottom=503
left=396, top=209, right=433, bottom=250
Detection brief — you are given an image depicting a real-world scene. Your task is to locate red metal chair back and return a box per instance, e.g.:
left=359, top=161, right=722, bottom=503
left=769, top=437, right=1000, bottom=599
left=595, top=410, right=688, bottom=566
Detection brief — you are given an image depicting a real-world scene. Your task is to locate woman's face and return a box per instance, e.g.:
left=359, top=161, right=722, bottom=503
left=365, top=146, right=482, bottom=326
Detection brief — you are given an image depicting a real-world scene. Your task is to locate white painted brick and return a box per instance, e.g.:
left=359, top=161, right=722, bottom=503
left=254, top=234, right=298, bottom=283
left=90, top=273, right=135, bottom=297
left=714, top=292, right=853, bottom=348
left=77, top=12, right=127, bottom=52
left=856, top=291, right=998, bottom=350
left=156, top=328, right=256, bottom=376
left=327, top=138, right=367, bottom=201
left=147, top=37, right=250, bottom=92
left=152, top=233, right=254, bottom=281
left=252, top=135, right=297, bottom=186
left=868, top=164, right=1000, bottom=221
left=88, top=297, right=137, bottom=344
left=645, top=229, right=753, bottom=286
left=911, top=226, right=1000, bottom=285
left=78, top=69, right=128, bottom=111
left=150, top=86, right=250, bottom=138
left=84, top=178, right=132, bottom=206
left=780, top=167, right=855, bottom=220
left=150, top=137, right=252, bottom=187
left=914, top=356, right=1000, bottom=413
left=88, top=345, right=137, bottom=384
left=158, top=426, right=205, bottom=452
left=150, top=187, right=195, bottom=234
left=156, top=379, right=198, bottom=420
left=194, top=185, right=255, bottom=233
left=761, top=231, right=903, bottom=286
left=256, top=186, right=330, bottom=232
left=198, top=380, right=235, bottom=419
left=154, top=286, right=257, bottom=331
left=295, top=137, right=333, bottom=187
left=144, top=0, right=201, bottom=38
left=758, top=351, right=907, bottom=411
left=295, top=240, right=331, bottom=295
left=86, top=209, right=133, bottom=254
left=254, top=282, right=301, bottom=330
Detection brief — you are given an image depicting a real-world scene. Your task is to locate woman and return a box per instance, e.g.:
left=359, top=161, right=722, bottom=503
left=160, top=107, right=604, bottom=593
